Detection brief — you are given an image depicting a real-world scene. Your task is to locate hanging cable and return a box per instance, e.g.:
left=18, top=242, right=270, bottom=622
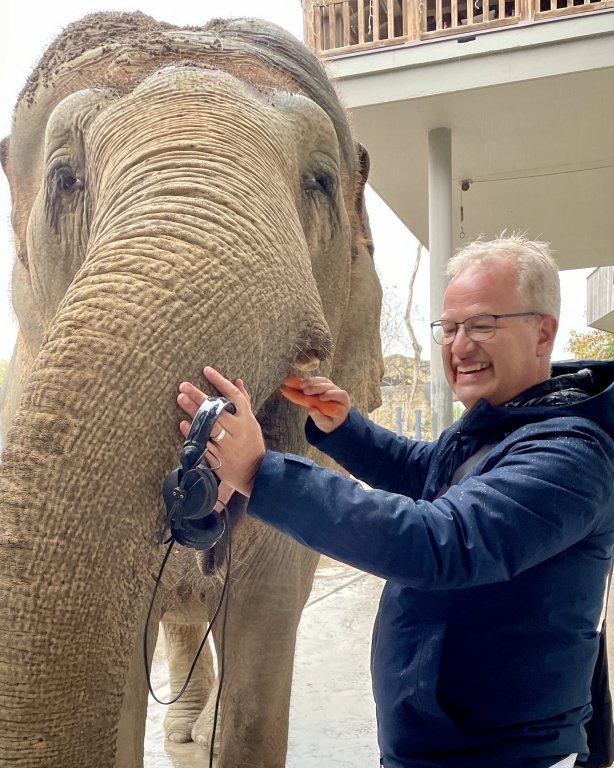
left=142, top=506, right=233, bottom=768
left=459, top=180, right=471, bottom=239
left=207, top=512, right=232, bottom=768
left=460, top=161, right=614, bottom=187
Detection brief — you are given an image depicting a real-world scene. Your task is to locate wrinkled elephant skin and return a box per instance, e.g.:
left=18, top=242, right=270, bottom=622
left=0, top=12, right=383, bottom=768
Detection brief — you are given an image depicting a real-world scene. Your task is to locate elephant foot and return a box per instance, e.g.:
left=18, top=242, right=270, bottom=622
left=164, top=707, right=201, bottom=744
left=193, top=732, right=220, bottom=753
left=167, top=730, right=192, bottom=744
left=191, top=699, right=221, bottom=753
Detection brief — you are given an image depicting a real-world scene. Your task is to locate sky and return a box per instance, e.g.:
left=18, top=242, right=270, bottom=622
left=0, top=0, right=593, bottom=365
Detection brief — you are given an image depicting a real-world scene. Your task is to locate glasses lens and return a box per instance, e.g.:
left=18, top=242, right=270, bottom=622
left=465, top=315, right=497, bottom=341
left=432, top=321, right=457, bottom=344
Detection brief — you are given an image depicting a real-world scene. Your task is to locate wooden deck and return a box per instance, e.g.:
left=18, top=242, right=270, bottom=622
left=305, top=0, right=614, bottom=54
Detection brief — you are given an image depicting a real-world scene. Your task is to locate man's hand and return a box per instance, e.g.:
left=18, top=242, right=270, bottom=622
left=177, top=367, right=266, bottom=498
left=281, top=376, right=351, bottom=433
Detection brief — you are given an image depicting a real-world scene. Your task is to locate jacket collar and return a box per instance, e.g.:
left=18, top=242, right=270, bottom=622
left=458, top=359, right=614, bottom=439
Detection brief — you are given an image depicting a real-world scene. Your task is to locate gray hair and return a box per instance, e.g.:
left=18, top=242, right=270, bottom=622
left=446, top=234, right=561, bottom=320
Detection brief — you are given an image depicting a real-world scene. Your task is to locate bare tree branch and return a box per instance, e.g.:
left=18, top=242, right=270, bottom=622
left=403, top=243, right=423, bottom=426
left=379, top=289, right=407, bottom=360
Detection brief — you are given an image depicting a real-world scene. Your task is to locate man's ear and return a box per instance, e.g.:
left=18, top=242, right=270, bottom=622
left=537, top=315, right=558, bottom=357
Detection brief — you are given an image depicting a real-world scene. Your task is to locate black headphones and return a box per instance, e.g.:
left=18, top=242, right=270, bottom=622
left=162, top=396, right=236, bottom=550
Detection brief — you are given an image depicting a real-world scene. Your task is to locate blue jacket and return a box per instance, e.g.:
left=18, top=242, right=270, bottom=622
left=248, top=361, right=614, bottom=767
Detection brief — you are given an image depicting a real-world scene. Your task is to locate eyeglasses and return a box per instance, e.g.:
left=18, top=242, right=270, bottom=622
left=430, top=312, right=543, bottom=345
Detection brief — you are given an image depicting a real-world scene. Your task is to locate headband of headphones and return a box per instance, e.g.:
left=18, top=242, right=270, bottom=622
left=181, top=396, right=237, bottom=472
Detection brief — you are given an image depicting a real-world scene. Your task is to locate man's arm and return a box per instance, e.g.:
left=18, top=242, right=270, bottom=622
left=248, top=420, right=614, bottom=587
left=303, top=408, right=437, bottom=501
left=176, top=369, right=614, bottom=589
left=178, top=368, right=436, bottom=501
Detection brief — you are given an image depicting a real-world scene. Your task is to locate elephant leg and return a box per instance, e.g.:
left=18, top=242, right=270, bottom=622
left=114, top=607, right=158, bottom=768
left=213, top=527, right=319, bottom=768
left=163, top=620, right=216, bottom=744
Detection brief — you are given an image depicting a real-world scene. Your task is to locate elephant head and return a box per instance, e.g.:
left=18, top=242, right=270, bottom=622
left=0, top=13, right=383, bottom=768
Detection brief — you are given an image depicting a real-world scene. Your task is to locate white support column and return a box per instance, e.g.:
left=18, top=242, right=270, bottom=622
left=428, top=128, right=454, bottom=438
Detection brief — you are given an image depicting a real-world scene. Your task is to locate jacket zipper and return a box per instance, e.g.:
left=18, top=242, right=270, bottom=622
left=445, top=423, right=464, bottom=487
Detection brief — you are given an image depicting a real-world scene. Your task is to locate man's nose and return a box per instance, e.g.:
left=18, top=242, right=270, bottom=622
left=450, top=325, right=476, bottom=355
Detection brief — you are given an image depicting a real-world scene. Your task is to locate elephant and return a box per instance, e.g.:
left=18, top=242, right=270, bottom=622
left=0, top=11, right=383, bottom=768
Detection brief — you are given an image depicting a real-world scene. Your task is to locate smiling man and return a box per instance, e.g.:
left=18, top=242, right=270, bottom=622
left=438, top=241, right=558, bottom=409
left=178, top=235, right=614, bottom=768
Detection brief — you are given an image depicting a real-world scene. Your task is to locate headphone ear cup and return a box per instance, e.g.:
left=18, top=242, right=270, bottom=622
left=162, top=467, right=182, bottom=517
left=171, top=513, right=226, bottom=551
left=162, top=466, right=219, bottom=521
left=180, top=466, right=219, bottom=521
left=161, top=465, right=226, bottom=551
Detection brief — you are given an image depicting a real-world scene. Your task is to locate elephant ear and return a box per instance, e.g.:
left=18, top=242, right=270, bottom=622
left=353, top=143, right=375, bottom=258
left=0, top=136, right=8, bottom=175
left=331, top=142, right=384, bottom=415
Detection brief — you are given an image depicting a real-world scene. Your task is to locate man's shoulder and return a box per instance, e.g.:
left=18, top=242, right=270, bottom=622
left=502, top=414, right=614, bottom=465
left=464, top=363, right=614, bottom=444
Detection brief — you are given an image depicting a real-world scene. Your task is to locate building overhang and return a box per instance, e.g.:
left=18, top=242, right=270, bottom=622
left=324, top=11, right=614, bottom=270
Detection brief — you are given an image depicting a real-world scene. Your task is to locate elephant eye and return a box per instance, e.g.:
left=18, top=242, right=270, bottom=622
left=52, top=166, right=83, bottom=196
left=45, top=164, right=85, bottom=230
left=302, top=169, right=336, bottom=198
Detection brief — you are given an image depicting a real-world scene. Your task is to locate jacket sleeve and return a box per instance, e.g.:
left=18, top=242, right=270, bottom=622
left=248, top=418, right=614, bottom=588
left=303, top=407, right=439, bottom=500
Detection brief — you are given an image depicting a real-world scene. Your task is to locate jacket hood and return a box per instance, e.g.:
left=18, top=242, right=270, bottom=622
left=462, top=359, right=614, bottom=439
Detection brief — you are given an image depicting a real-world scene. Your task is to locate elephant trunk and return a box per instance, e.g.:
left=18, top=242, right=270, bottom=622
left=0, top=62, right=347, bottom=767
left=0, top=217, right=333, bottom=768
left=0, top=318, right=172, bottom=766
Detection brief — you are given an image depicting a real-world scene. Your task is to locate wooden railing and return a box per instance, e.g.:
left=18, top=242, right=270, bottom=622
left=304, top=0, right=613, bottom=53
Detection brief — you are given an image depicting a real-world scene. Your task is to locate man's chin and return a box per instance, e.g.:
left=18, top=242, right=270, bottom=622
left=454, top=383, right=488, bottom=410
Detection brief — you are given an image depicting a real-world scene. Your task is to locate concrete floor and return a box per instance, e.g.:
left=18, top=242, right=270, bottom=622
left=144, top=557, right=384, bottom=768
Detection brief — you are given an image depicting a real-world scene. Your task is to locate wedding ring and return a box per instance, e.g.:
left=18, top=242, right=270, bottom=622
left=211, top=428, right=226, bottom=443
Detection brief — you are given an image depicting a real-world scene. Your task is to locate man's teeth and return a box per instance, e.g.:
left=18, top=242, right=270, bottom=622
left=457, top=363, right=490, bottom=373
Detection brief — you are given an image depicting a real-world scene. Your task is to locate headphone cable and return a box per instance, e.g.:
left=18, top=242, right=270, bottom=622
left=208, top=508, right=231, bottom=768
left=143, top=507, right=232, bottom=707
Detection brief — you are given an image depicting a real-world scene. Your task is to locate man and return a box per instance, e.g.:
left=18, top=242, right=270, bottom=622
left=177, top=236, right=614, bottom=767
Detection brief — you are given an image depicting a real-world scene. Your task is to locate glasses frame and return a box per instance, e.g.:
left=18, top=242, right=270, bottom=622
left=430, top=312, right=544, bottom=345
